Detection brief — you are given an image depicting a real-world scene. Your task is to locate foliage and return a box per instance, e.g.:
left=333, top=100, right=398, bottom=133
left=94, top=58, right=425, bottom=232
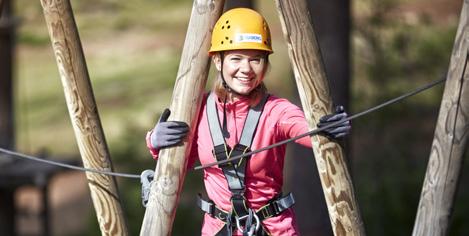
left=352, top=0, right=469, bottom=235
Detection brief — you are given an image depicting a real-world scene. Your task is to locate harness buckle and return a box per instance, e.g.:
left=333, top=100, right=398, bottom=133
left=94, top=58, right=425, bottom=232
left=212, top=144, right=232, bottom=167
left=232, top=144, right=250, bottom=154
left=271, top=199, right=281, bottom=215
left=217, top=211, right=227, bottom=221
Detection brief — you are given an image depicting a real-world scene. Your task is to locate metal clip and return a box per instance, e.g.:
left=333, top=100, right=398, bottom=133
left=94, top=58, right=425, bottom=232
left=140, top=169, right=155, bottom=207
left=235, top=209, right=260, bottom=236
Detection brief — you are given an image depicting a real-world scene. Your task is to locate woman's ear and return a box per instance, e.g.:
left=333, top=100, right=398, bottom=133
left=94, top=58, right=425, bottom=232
left=212, top=54, right=222, bottom=72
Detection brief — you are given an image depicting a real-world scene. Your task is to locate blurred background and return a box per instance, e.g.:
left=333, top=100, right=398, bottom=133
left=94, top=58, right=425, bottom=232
left=0, top=0, right=468, bottom=235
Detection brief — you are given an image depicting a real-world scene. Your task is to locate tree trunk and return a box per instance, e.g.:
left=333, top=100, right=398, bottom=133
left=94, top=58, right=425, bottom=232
left=412, top=1, right=469, bottom=235
left=139, top=1, right=225, bottom=235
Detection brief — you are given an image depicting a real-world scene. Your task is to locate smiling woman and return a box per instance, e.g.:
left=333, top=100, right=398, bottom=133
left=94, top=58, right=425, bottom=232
left=146, top=8, right=351, bottom=236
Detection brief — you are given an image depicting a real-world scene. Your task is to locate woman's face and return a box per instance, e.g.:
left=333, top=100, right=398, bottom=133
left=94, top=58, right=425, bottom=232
left=214, top=50, right=267, bottom=96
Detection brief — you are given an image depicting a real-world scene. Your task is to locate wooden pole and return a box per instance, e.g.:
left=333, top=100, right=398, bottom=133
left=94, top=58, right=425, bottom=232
left=274, top=1, right=365, bottom=235
left=40, top=0, right=128, bottom=235
left=412, top=2, right=469, bottom=235
left=139, top=0, right=224, bottom=235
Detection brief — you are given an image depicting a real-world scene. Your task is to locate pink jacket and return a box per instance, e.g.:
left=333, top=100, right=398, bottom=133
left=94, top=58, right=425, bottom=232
left=146, top=93, right=313, bottom=235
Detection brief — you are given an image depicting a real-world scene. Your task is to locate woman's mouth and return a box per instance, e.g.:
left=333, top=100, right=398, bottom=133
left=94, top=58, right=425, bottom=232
left=236, top=77, right=253, bottom=84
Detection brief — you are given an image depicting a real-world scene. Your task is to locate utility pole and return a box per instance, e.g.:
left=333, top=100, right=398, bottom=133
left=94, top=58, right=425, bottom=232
left=0, top=0, right=16, bottom=234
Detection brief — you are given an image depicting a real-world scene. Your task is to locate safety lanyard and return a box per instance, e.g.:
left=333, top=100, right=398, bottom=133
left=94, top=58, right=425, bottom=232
left=206, top=92, right=269, bottom=217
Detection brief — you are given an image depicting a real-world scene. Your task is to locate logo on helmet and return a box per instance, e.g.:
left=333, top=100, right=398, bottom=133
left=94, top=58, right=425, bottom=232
left=235, top=33, right=263, bottom=43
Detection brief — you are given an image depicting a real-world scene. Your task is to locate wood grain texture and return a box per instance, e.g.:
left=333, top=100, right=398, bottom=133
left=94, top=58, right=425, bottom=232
left=412, top=1, right=469, bottom=235
left=40, top=0, right=128, bottom=235
left=139, top=0, right=224, bottom=235
left=274, top=1, right=365, bottom=235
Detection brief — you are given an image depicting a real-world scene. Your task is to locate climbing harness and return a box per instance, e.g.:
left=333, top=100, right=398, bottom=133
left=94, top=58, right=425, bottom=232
left=197, top=92, right=295, bottom=236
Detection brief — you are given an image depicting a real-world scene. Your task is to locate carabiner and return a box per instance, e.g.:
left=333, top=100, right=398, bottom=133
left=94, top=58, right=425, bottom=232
left=140, top=169, right=155, bottom=207
left=235, top=209, right=260, bottom=236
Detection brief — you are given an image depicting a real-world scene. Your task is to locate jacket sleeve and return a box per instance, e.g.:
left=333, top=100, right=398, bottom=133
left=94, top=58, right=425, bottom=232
left=276, top=102, right=313, bottom=148
left=146, top=130, right=159, bottom=160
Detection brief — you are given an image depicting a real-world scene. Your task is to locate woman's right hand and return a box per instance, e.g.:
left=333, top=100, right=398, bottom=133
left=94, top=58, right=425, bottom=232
left=150, top=108, right=189, bottom=149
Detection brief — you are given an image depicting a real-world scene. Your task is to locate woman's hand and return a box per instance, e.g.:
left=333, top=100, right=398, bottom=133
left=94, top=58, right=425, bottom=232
left=317, top=106, right=351, bottom=139
left=150, top=109, right=189, bottom=149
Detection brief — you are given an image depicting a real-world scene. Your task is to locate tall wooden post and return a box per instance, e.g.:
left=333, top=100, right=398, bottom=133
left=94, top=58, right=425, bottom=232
left=274, top=0, right=365, bottom=235
left=139, top=0, right=224, bottom=235
left=412, top=2, right=469, bottom=235
left=40, top=0, right=128, bottom=235
left=288, top=0, right=350, bottom=234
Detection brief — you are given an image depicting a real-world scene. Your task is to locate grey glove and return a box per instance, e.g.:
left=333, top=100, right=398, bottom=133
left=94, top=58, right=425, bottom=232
left=150, top=108, right=189, bottom=149
left=317, top=105, right=351, bottom=139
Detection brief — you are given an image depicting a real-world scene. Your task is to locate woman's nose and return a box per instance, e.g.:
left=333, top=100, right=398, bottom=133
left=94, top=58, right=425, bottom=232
left=239, top=59, right=252, bottom=73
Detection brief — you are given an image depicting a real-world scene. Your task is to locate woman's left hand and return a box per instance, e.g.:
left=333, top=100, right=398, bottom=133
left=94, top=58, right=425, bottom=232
left=317, top=105, right=351, bottom=139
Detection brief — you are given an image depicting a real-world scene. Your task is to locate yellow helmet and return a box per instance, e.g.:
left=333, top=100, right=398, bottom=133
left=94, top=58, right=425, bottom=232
left=209, top=8, right=273, bottom=54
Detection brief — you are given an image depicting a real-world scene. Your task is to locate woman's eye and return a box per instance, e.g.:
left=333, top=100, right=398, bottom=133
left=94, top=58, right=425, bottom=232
left=250, top=58, right=262, bottom=63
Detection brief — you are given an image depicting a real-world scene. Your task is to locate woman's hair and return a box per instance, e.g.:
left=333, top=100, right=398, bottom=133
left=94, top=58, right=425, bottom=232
left=213, top=54, right=270, bottom=106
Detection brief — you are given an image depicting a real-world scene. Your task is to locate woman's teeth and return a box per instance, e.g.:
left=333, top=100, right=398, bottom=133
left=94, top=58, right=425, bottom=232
left=237, top=77, right=251, bottom=82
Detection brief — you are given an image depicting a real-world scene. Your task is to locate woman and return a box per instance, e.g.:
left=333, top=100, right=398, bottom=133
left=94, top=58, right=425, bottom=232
left=146, top=8, right=350, bottom=236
